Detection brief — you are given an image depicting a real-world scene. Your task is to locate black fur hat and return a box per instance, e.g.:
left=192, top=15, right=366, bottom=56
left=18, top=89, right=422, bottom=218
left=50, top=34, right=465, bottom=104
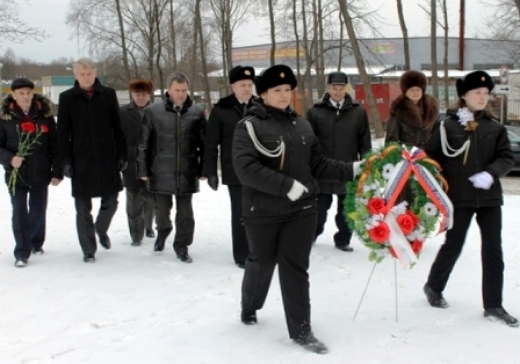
left=399, top=70, right=427, bottom=93
left=456, top=70, right=494, bottom=97
left=229, top=66, right=255, bottom=84
left=254, top=64, right=297, bottom=95
left=11, top=78, right=35, bottom=91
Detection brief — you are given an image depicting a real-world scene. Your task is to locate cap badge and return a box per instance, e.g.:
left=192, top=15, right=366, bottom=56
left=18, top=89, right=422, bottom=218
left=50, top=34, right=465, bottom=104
left=481, top=76, right=485, bottom=82
left=244, top=70, right=251, bottom=76
left=280, top=72, right=285, bottom=78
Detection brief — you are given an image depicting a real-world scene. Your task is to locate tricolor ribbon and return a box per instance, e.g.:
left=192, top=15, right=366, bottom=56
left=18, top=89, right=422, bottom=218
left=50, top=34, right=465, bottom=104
left=381, top=145, right=454, bottom=268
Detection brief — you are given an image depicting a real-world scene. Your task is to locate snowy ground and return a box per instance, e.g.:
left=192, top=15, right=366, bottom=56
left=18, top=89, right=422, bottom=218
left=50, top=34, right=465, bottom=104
left=1, top=177, right=519, bottom=363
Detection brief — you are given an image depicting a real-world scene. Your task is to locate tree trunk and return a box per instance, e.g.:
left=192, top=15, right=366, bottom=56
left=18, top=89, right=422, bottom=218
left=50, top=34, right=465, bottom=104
left=195, top=0, right=212, bottom=114
left=114, top=0, right=131, bottom=81
left=441, top=0, right=449, bottom=108
left=301, top=0, right=313, bottom=104
left=514, top=0, right=520, bottom=19
left=430, top=0, right=439, bottom=98
left=268, top=0, right=276, bottom=66
left=169, top=0, right=177, bottom=70
left=396, top=0, right=410, bottom=70
left=338, top=10, right=344, bottom=71
left=153, top=0, right=164, bottom=102
left=338, top=0, right=383, bottom=138
left=292, top=0, right=308, bottom=112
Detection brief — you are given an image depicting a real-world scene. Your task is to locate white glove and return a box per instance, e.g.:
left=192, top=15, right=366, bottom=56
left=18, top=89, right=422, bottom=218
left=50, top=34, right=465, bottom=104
left=287, top=180, right=309, bottom=201
left=353, top=159, right=366, bottom=177
left=468, top=171, right=494, bottom=190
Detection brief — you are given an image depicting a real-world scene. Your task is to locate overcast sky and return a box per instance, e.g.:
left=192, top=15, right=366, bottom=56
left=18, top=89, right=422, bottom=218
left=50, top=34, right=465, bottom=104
left=3, top=0, right=490, bottom=63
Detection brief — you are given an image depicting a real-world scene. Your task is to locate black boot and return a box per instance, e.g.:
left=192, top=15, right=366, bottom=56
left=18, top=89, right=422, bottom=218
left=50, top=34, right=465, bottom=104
left=240, top=308, right=257, bottom=325
left=145, top=229, right=155, bottom=238
left=423, top=284, right=448, bottom=308
left=154, top=228, right=172, bottom=252
left=484, top=308, right=519, bottom=327
left=293, top=332, right=328, bottom=354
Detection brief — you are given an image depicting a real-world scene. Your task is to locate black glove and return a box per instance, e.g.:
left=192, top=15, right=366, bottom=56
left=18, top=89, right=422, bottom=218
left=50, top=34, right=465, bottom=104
left=118, top=159, right=128, bottom=172
left=63, top=164, right=73, bottom=178
left=208, top=176, right=218, bottom=191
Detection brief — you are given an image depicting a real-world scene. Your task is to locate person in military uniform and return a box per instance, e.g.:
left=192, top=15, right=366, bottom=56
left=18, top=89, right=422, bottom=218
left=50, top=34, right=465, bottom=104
left=232, top=64, right=363, bottom=353
left=203, top=66, right=257, bottom=268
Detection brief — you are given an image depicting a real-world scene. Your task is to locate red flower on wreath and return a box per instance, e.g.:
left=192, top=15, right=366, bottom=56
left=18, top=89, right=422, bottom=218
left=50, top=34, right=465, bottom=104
left=40, top=124, right=49, bottom=133
left=411, top=240, right=423, bottom=254
left=368, top=222, right=390, bottom=244
left=396, top=210, right=420, bottom=235
left=20, top=122, right=36, bottom=133
left=367, top=197, right=386, bottom=215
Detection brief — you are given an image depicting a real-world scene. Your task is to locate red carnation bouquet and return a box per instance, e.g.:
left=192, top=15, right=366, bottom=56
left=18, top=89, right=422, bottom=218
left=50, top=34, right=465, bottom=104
left=8, top=122, right=48, bottom=195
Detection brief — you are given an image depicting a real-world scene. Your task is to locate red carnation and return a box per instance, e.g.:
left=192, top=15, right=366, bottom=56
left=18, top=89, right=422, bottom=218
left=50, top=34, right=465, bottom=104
left=368, top=222, right=390, bottom=244
left=397, top=211, right=419, bottom=235
left=411, top=240, right=423, bottom=254
left=367, top=197, right=386, bottom=215
left=40, top=125, right=49, bottom=133
left=20, top=122, right=36, bottom=133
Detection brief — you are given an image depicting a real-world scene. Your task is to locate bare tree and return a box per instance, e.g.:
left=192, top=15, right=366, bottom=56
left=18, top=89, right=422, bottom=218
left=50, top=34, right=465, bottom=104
left=430, top=0, right=439, bottom=98
left=114, top=0, right=131, bottom=81
left=195, top=0, right=212, bottom=113
left=396, top=0, right=410, bottom=70
left=338, top=0, right=384, bottom=138
left=268, top=0, right=276, bottom=66
left=438, top=0, right=449, bottom=108
left=0, top=0, right=48, bottom=42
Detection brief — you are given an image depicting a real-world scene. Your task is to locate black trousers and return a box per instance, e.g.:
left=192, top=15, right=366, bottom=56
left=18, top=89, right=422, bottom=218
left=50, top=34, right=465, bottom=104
left=74, top=193, right=118, bottom=255
left=10, top=184, right=48, bottom=260
left=315, top=193, right=352, bottom=247
left=426, top=206, right=504, bottom=309
left=154, top=193, right=194, bottom=254
left=242, top=211, right=317, bottom=339
left=228, top=185, right=249, bottom=264
left=125, top=186, right=154, bottom=242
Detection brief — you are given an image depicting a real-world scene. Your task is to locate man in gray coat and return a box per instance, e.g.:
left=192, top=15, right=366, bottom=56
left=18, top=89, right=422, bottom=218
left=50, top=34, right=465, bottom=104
left=306, top=72, right=371, bottom=252
left=136, top=72, right=206, bottom=263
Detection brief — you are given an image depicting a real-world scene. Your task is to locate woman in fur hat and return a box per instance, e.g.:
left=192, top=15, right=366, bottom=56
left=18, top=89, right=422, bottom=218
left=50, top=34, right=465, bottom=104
left=385, top=70, right=439, bottom=149
left=423, top=70, right=517, bottom=327
left=232, top=64, right=363, bottom=353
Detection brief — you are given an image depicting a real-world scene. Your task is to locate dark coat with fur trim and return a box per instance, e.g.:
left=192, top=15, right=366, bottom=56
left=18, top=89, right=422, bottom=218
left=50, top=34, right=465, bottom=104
left=306, top=93, right=372, bottom=194
left=425, top=110, right=513, bottom=208
left=57, top=79, right=127, bottom=198
left=203, top=94, right=257, bottom=185
left=0, top=93, right=61, bottom=187
left=385, top=94, right=439, bottom=149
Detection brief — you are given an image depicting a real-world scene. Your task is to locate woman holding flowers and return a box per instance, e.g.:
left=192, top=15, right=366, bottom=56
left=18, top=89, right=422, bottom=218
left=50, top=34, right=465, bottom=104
left=423, top=70, right=518, bottom=327
left=0, top=78, right=62, bottom=267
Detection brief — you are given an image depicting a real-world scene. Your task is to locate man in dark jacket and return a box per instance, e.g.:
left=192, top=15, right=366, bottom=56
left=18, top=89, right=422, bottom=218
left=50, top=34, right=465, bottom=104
left=57, top=57, right=128, bottom=263
left=137, top=72, right=206, bottom=263
left=203, top=65, right=256, bottom=268
left=0, top=78, right=62, bottom=267
left=306, top=71, right=371, bottom=252
left=120, top=78, right=155, bottom=247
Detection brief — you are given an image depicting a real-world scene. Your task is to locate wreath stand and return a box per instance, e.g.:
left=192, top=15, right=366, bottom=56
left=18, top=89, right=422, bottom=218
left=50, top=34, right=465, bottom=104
left=353, top=260, right=400, bottom=322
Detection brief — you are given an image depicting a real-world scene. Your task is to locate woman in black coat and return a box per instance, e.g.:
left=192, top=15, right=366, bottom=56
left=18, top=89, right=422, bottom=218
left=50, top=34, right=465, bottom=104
left=232, top=65, right=362, bottom=353
left=423, top=70, right=517, bottom=327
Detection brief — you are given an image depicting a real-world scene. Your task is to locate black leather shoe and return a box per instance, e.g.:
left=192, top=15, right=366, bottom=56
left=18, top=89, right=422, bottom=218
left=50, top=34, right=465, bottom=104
left=14, top=259, right=28, bottom=267
left=145, top=229, right=155, bottom=238
left=154, top=237, right=166, bottom=251
left=236, top=262, right=246, bottom=269
left=241, top=309, right=257, bottom=325
left=83, top=253, right=95, bottom=263
left=293, top=332, right=328, bottom=354
left=484, top=308, right=519, bottom=327
left=423, top=284, right=448, bottom=308
left=176, top=252, right=193, bottom=263
left=98, top=235, right=111, bottom=250
left=131, top=240, right=142, bottom=247
left=335, top=245, right=354, bottom=252
left=32, top=247, right=44, bottom=255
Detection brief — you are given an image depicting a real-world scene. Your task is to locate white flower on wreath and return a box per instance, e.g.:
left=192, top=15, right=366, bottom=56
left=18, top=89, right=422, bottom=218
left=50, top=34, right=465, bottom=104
left=456, top=107, right=474, bottom=127
left=366, top=214, right=384, bottom=230
left=390, top=201, right=408, bottom=216
left=382, top=163, right=395, bottom=180
left=424, top=202, right=438, bottom=216
left=408, top=227, right=426, bottom=242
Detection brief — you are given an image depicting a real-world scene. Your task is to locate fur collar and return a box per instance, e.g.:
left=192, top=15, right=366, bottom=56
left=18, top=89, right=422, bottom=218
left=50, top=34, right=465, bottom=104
left=0, top=93, right=53, bottom=122
left=390, top=94, right=439, bottom=129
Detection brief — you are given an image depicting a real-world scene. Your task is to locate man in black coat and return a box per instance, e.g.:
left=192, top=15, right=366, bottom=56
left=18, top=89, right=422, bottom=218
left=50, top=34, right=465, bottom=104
left=203, top=65, right=256, bottom=268
left=120, top=78, right=155, bottom=247
left=0, top=78, right=62, bottom=267
left=57, top=57, right=128, bottom=263
left=306, top=72, right=371, bottom=252
left=137, top=72, right=206, bottom=263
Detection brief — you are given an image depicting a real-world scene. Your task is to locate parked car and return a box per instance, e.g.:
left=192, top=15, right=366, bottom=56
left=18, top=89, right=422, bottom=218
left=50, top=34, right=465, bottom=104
left=505, top=125, right=520, bottom=172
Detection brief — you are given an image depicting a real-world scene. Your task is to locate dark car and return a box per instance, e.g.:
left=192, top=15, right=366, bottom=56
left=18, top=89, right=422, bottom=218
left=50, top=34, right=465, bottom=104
left=505, top=125, right=520, bottom=172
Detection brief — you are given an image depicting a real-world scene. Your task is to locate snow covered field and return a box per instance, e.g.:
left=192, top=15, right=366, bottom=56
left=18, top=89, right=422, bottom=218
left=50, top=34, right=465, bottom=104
left=1, top=178, right=519, bottom=363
